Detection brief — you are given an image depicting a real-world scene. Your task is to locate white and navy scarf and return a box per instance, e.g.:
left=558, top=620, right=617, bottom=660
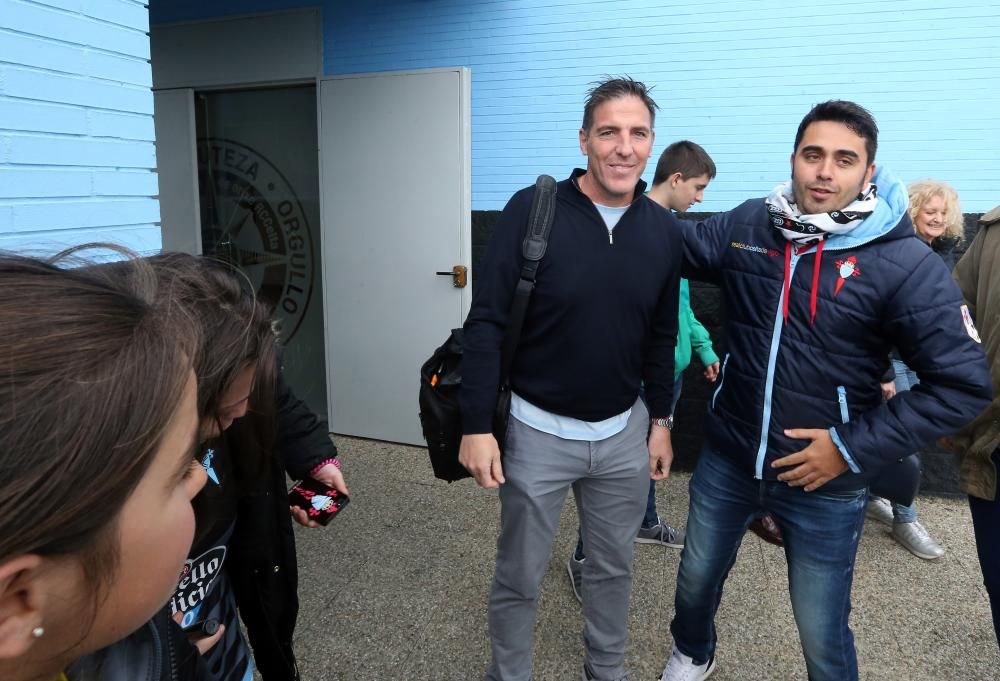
left=765, top=181, right=879, bottom=245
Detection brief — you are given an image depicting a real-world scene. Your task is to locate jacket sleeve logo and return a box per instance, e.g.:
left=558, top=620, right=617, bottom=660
left=961, top=304, right=982, bottom=343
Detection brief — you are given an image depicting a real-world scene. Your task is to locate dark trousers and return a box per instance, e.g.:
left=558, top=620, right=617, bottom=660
left=969, top=449, right=1000, bottom=648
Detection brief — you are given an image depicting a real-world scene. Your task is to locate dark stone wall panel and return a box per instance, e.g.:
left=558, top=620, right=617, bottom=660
left=467, top=209, right=984, bottom=495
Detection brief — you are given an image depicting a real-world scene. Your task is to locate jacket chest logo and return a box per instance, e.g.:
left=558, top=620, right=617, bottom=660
left=834, top=256, right=861, bottom=296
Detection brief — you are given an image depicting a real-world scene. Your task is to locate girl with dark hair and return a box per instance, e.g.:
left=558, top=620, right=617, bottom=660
left=148, top=253, right=282, bottom=681
left=154, top=253, right=346, bottom=681
left=0, top=251, right=207, bottom=681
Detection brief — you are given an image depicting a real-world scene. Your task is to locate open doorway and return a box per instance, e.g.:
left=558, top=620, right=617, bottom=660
left=194, top=84, right=327, bottom=415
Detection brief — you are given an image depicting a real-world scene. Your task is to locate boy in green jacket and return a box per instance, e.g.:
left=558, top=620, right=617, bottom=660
left=568, top=141, right=719, bottom=601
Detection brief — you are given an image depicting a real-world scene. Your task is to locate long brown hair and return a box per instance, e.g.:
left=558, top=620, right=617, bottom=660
left=149, top=253, right=278, bottom=476
left=0, top=250, right=197, bottom=591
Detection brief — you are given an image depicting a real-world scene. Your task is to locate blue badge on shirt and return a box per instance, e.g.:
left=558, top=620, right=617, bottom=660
left=201, top=448, right=219, bottom=486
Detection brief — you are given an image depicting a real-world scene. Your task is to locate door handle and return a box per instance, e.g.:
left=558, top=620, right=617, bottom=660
left=435, top=265, right=468, bottom=288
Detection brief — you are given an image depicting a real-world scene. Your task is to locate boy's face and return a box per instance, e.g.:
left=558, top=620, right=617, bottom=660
left=667, top=173, right=711, bottom=212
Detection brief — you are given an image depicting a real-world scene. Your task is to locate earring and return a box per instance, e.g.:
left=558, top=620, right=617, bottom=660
left=31, top=626, right=44, bottom=638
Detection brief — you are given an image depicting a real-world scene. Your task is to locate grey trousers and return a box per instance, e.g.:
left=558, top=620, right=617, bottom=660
left=485, top=399, right=650, bottom=681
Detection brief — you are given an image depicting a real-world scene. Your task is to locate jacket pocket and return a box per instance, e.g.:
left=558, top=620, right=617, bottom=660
left=837, top=385, right=849, bottom=424
left=712, top=353, right=730, bottom=411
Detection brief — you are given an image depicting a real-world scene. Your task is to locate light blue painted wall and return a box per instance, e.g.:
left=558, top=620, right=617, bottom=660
left=0, top=0, right=160, bottom=254
left=152, top=0, right=1000, bottom=212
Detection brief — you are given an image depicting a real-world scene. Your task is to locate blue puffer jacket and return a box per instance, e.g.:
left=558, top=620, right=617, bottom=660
left=682, top=167, right=992, bottom=492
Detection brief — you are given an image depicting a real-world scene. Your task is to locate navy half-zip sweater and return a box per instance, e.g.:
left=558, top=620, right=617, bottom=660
left=460, top=169, right=682, bottom=434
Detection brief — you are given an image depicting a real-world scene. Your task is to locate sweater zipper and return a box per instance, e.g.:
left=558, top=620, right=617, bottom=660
left=754, top=250, right=801, bottom=478
left=837, top=385, right=850, bottom=423
left=571, top=173, right=624, bottom=246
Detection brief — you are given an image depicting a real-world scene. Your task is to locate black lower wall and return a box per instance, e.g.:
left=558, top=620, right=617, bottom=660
left=470, top=210, right=987, bottom=496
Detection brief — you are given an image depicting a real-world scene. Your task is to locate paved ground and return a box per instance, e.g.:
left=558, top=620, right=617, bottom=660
left=290, top=437, right=998, bottom=680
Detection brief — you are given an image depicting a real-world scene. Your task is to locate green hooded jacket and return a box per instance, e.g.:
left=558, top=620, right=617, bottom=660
left=676, top=279, right=719, bottom=380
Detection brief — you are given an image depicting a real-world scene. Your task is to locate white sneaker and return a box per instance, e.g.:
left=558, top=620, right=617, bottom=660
left=865, top=496, right=894, bottom=526
left=659, top=645, right=717, bottom=681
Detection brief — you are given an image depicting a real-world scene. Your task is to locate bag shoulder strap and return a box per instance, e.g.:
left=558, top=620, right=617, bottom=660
left=499, top=175, right=557, bottom=384
left=520, top=174, right=557, bottom=279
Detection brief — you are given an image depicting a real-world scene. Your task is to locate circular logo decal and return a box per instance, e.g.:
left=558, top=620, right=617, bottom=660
left=197, top=138, right=315, bottom=341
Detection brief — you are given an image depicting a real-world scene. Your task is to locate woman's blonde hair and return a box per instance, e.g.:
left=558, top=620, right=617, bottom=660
left=907, top=179, right=964, bottom=243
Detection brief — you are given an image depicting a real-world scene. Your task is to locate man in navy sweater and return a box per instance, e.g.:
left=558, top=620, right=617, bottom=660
left=458, top=77, right=683, bottom=681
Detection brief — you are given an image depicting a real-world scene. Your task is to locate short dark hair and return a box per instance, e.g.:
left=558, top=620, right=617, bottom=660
left=149, top=253, right=276, bottom=424
left=652, top=140, right=717, bottom=186
left=582, top=76, right=658, bottom=133
left=148, top=253, right=278, bottom=487
left=794, top=100, right=878, bottom=165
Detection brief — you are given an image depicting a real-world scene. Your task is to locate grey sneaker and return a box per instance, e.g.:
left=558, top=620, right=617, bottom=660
left=891, top=520, right=945, bottom=560
left=567, top=555, right=584, bottom=603
left=636, top=518, right=685, bottom=548
left=866, top=496, right=894, bottom=526
left=659, top=645, right=716, bottom=681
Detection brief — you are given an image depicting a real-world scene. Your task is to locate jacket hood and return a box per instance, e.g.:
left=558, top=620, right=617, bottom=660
left=825, top=165, right=911, bottom=251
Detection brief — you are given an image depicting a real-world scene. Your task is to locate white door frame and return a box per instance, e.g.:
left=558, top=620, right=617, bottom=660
left=154, top=88, right=201, bottom=254
left=151, top=8, right=323, bottom=254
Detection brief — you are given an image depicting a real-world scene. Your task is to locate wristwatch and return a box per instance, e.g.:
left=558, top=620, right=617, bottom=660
left=651, top=416, right=674, bottom=430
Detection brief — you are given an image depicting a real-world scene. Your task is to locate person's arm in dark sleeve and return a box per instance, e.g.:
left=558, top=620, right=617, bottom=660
left=879, top=357, right=897, bottom=400
left=275, top=367, right=339, bottom=481
left=881, top=360, right=896, bottom=384
left=459, top=188, right=532, bottom=434
left=831, top=253, right=993, bottom=472
left=679, top=203, right=740, bottom=284
left=642, top=226, right=681, bottom=418
left=646, top=218, right=683, bottom=482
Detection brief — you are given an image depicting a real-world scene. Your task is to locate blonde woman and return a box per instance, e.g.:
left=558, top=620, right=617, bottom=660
left=868, top=180, right=964, bottom=559
left=908, top=179, right=964, bottom=267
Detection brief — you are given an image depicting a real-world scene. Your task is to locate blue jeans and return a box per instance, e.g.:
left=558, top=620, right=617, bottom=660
left=671, top=446, right=867, bottom=680
left=969, top=448, right=1000, bottom=648
left=887, top=359, right=919, bottom=523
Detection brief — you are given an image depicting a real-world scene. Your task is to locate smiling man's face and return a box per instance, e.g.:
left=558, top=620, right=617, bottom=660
left=578, top=95, right=654, bottom=207
left=790, top=120, right=875, bottom=215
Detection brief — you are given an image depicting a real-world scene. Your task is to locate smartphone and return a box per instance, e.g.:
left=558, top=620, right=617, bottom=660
left=288, top=477, right=350, bottom=526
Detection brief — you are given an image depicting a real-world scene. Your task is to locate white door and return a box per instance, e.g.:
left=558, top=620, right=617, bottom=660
left=320, top=68, right=471, bottom=445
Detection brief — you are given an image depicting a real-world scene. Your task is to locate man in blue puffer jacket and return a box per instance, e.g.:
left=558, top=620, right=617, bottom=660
left=658, top=100, right=993, bottom=681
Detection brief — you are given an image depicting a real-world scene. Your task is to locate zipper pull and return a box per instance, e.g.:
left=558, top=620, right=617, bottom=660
left=608, top=229, right=614, bottom=245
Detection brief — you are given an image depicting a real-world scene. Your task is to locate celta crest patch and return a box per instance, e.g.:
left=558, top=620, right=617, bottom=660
left=961, top=304, right=982, bottom=343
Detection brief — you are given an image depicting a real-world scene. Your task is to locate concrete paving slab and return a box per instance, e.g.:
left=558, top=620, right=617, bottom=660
left=287, top=437, right=998, bottom=680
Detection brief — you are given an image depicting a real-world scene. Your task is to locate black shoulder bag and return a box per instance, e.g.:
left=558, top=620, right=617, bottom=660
left=418, top=175, right=557, bottom=481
